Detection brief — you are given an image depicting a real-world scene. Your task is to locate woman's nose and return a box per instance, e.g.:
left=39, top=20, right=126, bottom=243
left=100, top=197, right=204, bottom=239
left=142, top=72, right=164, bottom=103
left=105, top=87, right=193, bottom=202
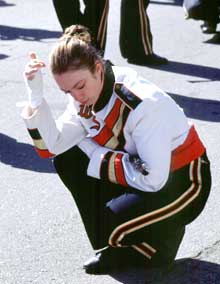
left=70, top=90, right=84, bottom=101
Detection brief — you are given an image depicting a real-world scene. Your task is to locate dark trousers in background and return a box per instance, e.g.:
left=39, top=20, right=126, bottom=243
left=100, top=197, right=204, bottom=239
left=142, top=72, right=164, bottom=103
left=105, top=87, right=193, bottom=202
left=120, top=0, right=153, bottom=58
left=203, top=0, right=220, bottom=26
left=53, top=146, right=211, bottom=264
left=52, top=0, right=153, bottom=57
left=52, top=0, right=109, bottom=51
left=183, top=0, right=220, bottom=23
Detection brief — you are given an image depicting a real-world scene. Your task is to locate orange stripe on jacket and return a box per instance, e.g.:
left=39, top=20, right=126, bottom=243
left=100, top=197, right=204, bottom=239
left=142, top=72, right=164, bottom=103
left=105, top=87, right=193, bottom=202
left=93, top=99, right=122, bottom=146
left=170, top=126, right=205, bottom=172
left=35, top=148, right=54, bottom=158
left=114, top=153, right=128, bottom=186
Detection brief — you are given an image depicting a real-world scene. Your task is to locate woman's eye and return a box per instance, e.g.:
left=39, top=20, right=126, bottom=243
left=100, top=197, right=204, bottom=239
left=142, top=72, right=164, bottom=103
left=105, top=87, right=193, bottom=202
left=77, top=84, right=85, bottom=90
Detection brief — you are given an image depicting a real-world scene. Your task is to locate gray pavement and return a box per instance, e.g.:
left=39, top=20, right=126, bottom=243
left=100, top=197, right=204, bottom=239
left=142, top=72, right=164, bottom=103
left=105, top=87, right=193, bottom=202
left=0, top=0, right=220, bottom=283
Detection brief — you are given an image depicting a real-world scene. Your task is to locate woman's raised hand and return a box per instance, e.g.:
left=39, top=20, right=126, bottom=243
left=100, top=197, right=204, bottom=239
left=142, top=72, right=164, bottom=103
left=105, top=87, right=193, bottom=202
left=24, top=52, right=46, bottom=81
left=23, top=52, right=45, bottom=108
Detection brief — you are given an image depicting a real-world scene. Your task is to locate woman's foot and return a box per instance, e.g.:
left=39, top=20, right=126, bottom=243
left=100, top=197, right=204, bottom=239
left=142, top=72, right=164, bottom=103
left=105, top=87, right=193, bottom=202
left=83, top=247, right=147, bottom=274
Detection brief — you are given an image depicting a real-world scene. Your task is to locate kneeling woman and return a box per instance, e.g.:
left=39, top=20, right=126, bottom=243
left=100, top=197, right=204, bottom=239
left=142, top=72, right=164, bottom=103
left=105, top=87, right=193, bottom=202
left=21, top=25, right=211, bottom=274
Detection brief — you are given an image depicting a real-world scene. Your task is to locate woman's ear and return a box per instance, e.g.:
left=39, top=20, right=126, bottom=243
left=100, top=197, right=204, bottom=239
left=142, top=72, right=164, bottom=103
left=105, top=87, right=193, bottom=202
left=95, top=61, right=103, bottom=74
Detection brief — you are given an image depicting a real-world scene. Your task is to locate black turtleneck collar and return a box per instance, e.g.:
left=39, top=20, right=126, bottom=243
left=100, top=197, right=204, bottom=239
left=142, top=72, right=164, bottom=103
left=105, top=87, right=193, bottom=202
left=92, top=60, right=115, bottom=113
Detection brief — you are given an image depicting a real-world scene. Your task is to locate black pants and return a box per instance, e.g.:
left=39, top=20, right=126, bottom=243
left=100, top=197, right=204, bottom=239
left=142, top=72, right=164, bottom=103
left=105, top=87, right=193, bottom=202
left=184, top=0, right=220, bottom=23
left=52, top=0, right=153, bottom=57
left=53, top=146, right=211, bottom=264
left=203, top=0, right=220, bottom=25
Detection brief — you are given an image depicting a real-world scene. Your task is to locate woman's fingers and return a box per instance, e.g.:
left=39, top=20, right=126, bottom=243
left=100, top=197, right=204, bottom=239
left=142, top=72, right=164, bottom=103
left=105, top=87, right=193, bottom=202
left=25, top=68, right=39, bottom=76
left=28, top=61, right=45, bottom=68
left=25, top=68, right=41, bottom=80
left=24, top=67, right=40, bottom=80
left=28, top=52, right=46, bottom=67
left=25, top=64, right=43, bottom=76
left=24, top=52, right=46, bottom=81
left=25, top=73, right=36, bottom=81
left=29, top=52, right=37, bottom=60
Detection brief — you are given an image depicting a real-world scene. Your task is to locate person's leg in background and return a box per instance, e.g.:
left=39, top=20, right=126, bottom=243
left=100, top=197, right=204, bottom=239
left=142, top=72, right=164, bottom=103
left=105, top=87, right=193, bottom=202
left=120, top=0, right=168, bottom=65
left=200, top=0, right=219, bottom=34
left=52, top=0, right=82, bottom=31
left=52, top=0, right=109, bottom=54
left=83, top=0, right=109, bottom=53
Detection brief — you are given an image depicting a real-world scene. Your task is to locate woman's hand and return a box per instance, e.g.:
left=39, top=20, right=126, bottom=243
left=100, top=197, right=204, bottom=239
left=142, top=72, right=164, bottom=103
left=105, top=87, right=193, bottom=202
left=24, top=52, right=46, bottom=108
left=24, top=52, right=46, bottom=81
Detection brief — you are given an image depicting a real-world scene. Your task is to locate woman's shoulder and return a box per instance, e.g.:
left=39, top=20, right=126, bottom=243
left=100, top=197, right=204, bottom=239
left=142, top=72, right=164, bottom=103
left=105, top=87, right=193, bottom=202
left=112, top=65, right=162, bottom=95
left=112, top=66, right=168, bottom=103
left=112, top=65, right=138, bottom=83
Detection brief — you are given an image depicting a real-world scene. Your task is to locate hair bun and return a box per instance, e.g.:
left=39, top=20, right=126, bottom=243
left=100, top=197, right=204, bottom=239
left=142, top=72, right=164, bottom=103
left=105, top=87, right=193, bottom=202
left=62, top=25, right=92, bottom=44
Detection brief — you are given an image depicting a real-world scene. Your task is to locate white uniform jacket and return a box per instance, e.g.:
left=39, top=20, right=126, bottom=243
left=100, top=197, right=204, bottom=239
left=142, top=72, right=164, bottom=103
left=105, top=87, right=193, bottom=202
left=21, top=61, right=205, bottom=192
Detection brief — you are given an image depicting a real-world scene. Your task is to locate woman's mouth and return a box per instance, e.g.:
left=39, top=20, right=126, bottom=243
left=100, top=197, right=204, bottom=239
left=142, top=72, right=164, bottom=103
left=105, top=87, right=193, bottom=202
left=79, top=99, right=88, bottom=105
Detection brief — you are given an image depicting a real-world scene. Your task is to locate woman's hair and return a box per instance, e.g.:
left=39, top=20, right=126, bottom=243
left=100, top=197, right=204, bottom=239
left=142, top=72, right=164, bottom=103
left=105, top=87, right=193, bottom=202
left=49, top=25, right=103, bottom=74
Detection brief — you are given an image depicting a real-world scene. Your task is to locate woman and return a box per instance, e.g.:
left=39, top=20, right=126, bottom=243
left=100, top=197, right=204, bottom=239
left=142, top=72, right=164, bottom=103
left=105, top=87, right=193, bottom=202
left=21, top=25, right=211, bottom=274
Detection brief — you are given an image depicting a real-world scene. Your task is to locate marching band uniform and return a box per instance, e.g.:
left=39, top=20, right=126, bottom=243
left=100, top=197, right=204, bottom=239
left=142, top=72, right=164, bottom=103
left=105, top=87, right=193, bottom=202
left=21, top=61, right=211, bottom=272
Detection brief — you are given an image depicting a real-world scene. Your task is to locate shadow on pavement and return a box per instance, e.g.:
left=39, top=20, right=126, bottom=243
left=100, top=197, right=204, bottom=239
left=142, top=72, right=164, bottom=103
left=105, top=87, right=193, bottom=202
left=0, top=25, right=61, bottom=41
left=168, top=93, right=220, bottom=122
left=0, top=133, right=55, bottom=173
left=110, top=258, right=220, bottom=284
left=151, top=0, right=183, bottom=6
left=0, top=54, right=9, bottom=60
left=137, top=60, right=220, bottom=81
left=0, top=0, right=15, bottom=7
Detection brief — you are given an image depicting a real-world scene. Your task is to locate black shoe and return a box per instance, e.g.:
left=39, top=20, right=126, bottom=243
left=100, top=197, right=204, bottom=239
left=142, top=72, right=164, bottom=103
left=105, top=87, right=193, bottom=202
left=127, top=53, right=168, bottom=66
left=83, top=252, right=107, bottom=274
left=83, top=247, right=147, bottom=274
left=83, top=249, right=124, bottom=275
left=201, top=21, right=217, bottom=34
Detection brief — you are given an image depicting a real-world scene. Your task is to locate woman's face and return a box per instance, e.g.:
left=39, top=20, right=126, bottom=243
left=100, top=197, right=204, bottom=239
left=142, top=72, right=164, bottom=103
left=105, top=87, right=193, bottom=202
left=53, top=62, right=104, bottom=106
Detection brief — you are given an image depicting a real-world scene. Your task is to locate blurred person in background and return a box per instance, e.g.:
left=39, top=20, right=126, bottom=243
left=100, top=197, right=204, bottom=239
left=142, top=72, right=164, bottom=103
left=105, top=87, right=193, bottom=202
left=200, top=0, right=220, bottom=34
left=183, top=0, right=220, bottom=34
left=52, top=0, right=168, bottom=65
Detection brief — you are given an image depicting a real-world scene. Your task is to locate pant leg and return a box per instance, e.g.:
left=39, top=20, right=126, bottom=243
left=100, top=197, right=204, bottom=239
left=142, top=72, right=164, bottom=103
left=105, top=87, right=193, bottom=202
left=54, top=148, right=211, bottom=265
left=53, top=146, right=122, bottom=249
left=120, top=0, right=153, bottom=58
left=52, top=0, right=82, bottom=30
left=52, top=0, right=109, bottom=52
left=203, top=0, right=219, bottom=24
left=106, top=153, right=211, bottom=264
left=84, top=0, right=109, bottom=52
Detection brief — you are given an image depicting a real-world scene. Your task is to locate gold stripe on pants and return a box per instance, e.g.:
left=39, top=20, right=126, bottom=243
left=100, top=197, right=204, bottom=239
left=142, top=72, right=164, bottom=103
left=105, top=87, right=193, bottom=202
left=138, top=0, right=152, bottom=55
left=132, top=242, right=156, bottom=259
left=108, top=159, right=202, bottom=258
left=97, top=0, right=109, bottom=50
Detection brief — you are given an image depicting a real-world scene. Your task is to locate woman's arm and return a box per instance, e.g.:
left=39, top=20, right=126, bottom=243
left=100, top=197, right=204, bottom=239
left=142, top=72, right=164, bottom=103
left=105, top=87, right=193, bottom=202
left=85, top=98, right=188, bottom=192
left=21, top=53, right=87, bottom=158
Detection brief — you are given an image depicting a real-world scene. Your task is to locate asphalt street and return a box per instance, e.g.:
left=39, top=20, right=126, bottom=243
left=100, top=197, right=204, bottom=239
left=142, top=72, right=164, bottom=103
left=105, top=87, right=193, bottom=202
left=0, top=0, right=220, bottom=283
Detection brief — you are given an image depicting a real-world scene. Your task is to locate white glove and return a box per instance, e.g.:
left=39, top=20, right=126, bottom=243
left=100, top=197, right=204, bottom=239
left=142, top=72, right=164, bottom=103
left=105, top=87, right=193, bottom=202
left=23, top=52, right=45, bottom=108
left=24, top=69, right=43, bottom=108
left=78, top=138, right=99, bottom=158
